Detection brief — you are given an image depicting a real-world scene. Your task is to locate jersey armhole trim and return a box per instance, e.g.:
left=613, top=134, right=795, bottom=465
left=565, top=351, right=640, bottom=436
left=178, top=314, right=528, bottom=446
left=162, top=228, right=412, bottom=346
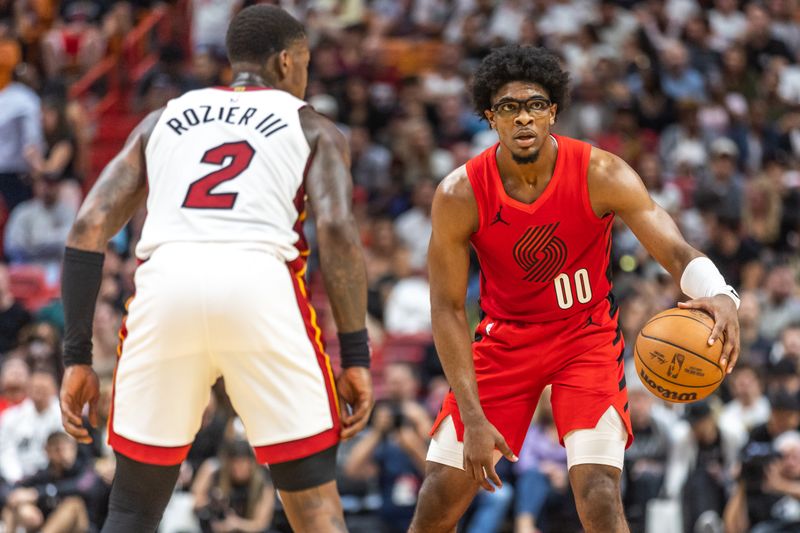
left=580, top=143, right=607, bottom=225
left=465, top=159, right=485, bottom=236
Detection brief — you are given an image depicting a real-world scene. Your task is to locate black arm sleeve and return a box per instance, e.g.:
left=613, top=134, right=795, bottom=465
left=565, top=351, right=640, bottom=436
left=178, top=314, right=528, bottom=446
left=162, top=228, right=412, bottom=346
left=61, top=247, right=105, bottom=366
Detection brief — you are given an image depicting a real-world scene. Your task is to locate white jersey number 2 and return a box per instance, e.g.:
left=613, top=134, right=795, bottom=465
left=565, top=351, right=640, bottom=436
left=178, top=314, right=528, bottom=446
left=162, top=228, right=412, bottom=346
left=554, top=268, right=592, bottom=310
left=182, top=141, right=255, bottom=209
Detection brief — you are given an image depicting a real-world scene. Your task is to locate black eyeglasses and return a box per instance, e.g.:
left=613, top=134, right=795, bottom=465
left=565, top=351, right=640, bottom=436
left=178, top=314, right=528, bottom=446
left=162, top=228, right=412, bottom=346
left=491, top=97, right=552, bottom=117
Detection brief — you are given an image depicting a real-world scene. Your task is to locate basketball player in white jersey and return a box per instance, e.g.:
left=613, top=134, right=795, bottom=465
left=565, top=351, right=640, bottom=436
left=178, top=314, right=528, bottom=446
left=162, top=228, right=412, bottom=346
left=58, top=6, right=372, bottom=532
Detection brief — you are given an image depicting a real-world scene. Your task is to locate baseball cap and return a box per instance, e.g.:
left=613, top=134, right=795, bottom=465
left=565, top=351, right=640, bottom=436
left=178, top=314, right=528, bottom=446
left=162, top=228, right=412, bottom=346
left=710, top=137, right=739, bottom=159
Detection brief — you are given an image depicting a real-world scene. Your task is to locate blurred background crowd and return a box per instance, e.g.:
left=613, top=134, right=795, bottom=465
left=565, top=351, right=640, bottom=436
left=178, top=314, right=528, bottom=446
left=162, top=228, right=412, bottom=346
left=2, top=0, right=800, bottom=532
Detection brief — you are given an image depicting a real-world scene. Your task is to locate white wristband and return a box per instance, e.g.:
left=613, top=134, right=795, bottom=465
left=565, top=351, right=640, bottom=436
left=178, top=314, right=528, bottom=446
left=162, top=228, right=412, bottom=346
left=680, top=257, right=741, bottom=309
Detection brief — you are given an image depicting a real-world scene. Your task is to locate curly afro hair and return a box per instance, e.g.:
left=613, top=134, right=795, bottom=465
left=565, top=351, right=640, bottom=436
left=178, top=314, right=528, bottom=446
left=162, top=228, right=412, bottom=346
left=472, top=45, right=570, bottom=119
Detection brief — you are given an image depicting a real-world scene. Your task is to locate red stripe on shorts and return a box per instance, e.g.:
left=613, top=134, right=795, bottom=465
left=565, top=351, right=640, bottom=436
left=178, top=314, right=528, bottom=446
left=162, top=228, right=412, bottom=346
left=252, top=266, right=340, bottom=464
left=107, top=269, right=192, bottom=466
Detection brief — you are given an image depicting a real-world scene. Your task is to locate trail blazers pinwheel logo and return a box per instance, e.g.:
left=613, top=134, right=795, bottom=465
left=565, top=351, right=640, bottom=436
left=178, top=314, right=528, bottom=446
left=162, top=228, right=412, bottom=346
left=512, top=223, right=567, bottom=282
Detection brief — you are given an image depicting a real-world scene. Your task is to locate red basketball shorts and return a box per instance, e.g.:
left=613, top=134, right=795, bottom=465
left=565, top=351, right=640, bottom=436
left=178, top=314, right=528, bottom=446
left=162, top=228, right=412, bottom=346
left=431, top=296, right=633, bottom=455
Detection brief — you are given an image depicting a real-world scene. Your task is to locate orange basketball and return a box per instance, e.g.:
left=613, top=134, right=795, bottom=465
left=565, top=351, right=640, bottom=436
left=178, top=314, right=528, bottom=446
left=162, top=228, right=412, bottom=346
left=634, top=307, right=725, bottom=403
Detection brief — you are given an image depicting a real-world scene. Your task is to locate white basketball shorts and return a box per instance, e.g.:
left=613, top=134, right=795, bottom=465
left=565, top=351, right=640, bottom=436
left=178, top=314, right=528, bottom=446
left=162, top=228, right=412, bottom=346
left=108, top=243, right=339, bottom=466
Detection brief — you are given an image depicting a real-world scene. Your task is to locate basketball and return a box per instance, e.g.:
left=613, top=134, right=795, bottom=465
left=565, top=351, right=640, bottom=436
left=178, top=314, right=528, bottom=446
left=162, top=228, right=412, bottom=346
left=634, top=308, right=725, bottom=403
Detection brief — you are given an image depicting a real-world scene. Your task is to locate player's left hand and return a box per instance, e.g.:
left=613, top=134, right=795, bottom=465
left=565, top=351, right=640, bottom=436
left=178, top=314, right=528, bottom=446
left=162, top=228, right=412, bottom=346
left=59, top=364, right=100, bottom=444
left=337, top=367, right=374, bottom=440
left=678, top=294, right=740, bottom=374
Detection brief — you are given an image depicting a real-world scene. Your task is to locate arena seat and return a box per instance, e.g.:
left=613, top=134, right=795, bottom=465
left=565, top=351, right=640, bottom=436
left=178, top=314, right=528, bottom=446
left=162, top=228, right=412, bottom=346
left=8, top=264, right=60, bottom=310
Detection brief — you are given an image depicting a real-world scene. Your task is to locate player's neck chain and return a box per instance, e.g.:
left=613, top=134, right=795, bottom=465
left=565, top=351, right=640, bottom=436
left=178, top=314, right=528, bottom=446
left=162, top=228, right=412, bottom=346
left=230, top=72, right=271, bottom=89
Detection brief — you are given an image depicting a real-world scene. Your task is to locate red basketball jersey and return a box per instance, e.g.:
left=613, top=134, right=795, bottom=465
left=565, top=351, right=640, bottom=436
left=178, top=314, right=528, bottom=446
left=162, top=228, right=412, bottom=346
left=467, top=135, right=614, bottom=323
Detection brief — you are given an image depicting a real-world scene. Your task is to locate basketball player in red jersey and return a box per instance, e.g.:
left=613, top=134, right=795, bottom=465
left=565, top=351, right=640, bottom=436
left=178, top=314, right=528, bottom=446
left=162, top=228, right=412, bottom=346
left=409, top=46, right=740, bottom=533
left=58, top=6, right=372, bottom=533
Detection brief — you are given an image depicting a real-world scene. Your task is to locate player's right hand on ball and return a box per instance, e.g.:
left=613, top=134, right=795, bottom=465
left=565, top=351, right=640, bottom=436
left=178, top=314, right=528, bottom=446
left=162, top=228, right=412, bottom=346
left=462, top=417, right=517, bottom=492
left=337, top=366, right=374, bottom=440
left=60, top=364, right=100, bottom=444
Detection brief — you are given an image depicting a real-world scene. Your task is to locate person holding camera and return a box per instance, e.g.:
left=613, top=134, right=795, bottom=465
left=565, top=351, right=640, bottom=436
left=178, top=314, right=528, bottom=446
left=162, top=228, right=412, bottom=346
left=343, top=364, right=431, bottom=533
left=192, top=440, right=274, bottom=533
left=724, top=392, right=800, bottom=533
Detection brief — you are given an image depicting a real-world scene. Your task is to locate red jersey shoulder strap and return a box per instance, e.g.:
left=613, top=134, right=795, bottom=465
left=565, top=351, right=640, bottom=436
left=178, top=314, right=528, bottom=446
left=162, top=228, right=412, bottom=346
left=551, top=134, right=600, bottom=224
left=466, top=143, right=500, bottom=234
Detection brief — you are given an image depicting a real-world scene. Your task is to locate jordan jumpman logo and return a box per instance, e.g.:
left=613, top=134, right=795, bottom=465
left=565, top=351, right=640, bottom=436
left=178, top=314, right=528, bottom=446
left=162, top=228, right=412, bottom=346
left=490, top=206, right=510, bottom=226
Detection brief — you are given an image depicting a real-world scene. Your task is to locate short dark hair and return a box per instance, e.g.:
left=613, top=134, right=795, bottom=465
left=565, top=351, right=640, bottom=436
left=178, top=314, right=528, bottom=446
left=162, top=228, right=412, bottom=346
left=46, top=431, right=73, bottom=447
left=226, top=5, right=305, bottom=65
left=472, top=45, right=570, bottom=118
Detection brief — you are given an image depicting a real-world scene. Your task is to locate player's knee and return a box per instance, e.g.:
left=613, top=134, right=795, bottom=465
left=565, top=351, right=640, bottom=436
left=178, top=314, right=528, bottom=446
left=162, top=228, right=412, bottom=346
left=572, top=467, right=621, bottom=515
left=409, top=473, right=465, bottom=532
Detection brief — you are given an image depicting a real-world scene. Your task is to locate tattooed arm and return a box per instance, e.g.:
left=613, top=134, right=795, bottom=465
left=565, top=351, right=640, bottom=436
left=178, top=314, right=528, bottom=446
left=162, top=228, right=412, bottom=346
left=59, top=110, right=160, bottom=444
left=300, top=106, right=373, bottom=439
left=66, top=110, right=160, bottom=251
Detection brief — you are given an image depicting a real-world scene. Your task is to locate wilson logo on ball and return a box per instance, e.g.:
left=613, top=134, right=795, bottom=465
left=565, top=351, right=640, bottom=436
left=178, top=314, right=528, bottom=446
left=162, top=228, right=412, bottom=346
left=639, top=368, right=698, bottom=402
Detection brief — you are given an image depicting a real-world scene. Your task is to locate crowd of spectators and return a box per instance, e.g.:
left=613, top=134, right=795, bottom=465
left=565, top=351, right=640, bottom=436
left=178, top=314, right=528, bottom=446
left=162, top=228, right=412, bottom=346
left=2, top=0, right=800, bottom=532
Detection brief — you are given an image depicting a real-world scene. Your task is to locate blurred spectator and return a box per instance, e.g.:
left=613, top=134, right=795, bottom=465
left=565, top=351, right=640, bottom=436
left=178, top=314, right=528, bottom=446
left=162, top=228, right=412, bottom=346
left=770, top=322, right=800, bottom=367
left=695, top=138, right=745, bottom=221
left=25, top=94, right=78, bottom=183
left=759, top=265, right=800, bottom=342
left=0, top=369, right=61, bottom=484
left=344, top=363, right=430, bottom=533
left=393, top=120, right=453, bottom=186
left=1, top=431, right=106, bottom=533
left=190, top=0, right=241, bottom=56
left=596, top=104, right=658, bottom=165
left=384, top=272, right=431, bottom=335
left=667, top=400, right=744, bottom=533
left=709, top=0, right=748, bottom=51
left=744, top=3, right=794, bottom=73
left=16, top=321, right=62, bottom=377
left=189, top=51, right=223, bottom=90
left=364, top=217, right=411, bottom=324
left=421, top=43, right=466, bottom=104
left=0, top=357, right=29, bottom=414
left=137, top=43, right=195, bottom=112
left=4, top=173, right=76, bottom=274
left=623, top=382, right=672, bottom=533
left=41, top=2, right=105, bottom=81
left=394, top=178, right=435, bottom=272
left=638, top=152, right=681, bottom=215
left=704, top=215, right=760, bottom=289
left=91, top=300, right=121, bottom=380
left=683, top=15, right=717, bottom=75
left=513, top=389, right=573, bottom=533
left=465, top=459, right=514, bottom=533
left=0, top=262, right=32, bottom=353
left=659, top=99, right=708, bottom=174
left=726, top=429, right=800, bottom=533
left=0, top=65, right=43, bottom=210
left=765, top=358, right=800, bottom=397
left=720, top=364, right=771, bottom=440
left=192, top=440, right=274, bottom=533
left=660, top=40, right=706, bottom=102
left=350, top=125, right=392, bottom=193
left=744, top=175, right=783, bottom=247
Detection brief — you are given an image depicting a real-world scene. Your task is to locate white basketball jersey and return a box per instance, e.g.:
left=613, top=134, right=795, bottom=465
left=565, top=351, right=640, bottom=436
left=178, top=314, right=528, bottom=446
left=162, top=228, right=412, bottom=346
left=138, top=87, right=311, bottom=262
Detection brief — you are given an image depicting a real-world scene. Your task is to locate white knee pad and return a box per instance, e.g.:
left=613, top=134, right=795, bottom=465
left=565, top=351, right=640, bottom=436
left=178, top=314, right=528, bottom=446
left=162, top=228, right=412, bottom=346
left=564, top=406, right=627, bottom=471
left=426, top=415, right=502, bottom=470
